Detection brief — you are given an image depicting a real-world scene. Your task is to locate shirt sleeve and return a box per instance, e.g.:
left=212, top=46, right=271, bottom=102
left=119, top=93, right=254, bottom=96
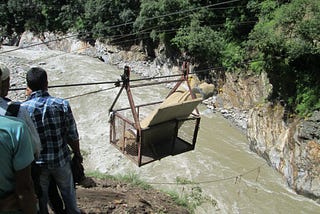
left=63, top=100, right=79, bottom=142
left=18, top=107, right=42, bottom=157
left=13, top=121, right=34, bottom=171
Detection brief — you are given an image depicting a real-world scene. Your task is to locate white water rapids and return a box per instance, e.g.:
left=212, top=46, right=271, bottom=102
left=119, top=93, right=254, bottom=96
left=3, top=47, right=319, bottom=214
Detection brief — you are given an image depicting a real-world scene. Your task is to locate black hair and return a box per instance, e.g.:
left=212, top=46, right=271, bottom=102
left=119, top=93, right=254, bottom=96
left=26, top=67, right=48, bottom=91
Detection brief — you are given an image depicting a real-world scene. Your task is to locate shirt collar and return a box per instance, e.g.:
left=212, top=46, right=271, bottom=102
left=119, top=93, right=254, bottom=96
left=28, top=90, right=50, bottom=100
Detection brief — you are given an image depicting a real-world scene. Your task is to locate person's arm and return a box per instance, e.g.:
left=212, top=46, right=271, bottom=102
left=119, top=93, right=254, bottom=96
left=15, top=164, right=37, bottom=214
left=19, top=108, right=42, bottom=157
left=64, top=101, right=82, bottom=161
left=68, top=139, right=82, bottom=162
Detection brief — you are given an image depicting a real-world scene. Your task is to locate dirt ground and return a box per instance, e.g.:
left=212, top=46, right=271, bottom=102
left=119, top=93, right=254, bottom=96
left=74, top=177, right=190, bottom=214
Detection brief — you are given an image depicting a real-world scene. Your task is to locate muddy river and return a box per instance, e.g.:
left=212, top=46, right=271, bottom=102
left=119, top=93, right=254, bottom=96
left=3, top=47, right=319, bottom=213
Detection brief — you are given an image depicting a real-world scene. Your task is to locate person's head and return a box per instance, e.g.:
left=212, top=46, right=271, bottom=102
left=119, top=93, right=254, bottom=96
left=0, top=63, right=10, bottom=97
left=26, top=67, right=48, bottom=94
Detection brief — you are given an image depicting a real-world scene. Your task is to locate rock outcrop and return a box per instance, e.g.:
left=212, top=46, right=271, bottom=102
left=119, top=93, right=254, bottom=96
left=248, top=104, right=320, bottom=201
left=215, top=72, right=320, bottom=203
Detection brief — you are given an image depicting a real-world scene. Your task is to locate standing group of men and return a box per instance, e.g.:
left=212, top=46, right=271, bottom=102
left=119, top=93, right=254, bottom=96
left=0, top=63, right=83, bottom=214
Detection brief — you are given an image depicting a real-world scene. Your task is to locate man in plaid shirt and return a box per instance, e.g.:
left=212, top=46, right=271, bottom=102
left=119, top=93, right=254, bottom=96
left=22, top=67, right=82, bottom=214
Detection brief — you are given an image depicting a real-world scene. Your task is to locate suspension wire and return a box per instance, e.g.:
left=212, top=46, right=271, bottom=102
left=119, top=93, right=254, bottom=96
left=8, top=58, right=262, bottom=92
left=2, top=0, right=260, bottom=93
left=147, top=163, right=267, bottom=186
left=130, top=73, right=183, bottom=82
left=9, top=80, right=118, bottom=91
left=0, top=33, right=84, bottom=54
left=80, top=0, right=242, bottom=33
left=127, top=0, right=242, bottom=28
left=109, top=13, right=193, bottom=42
left=119, top=15, right=254, bottom=46
left=65, top=85, right=118, bottom=100
left=7, top=55, right=264, bottom=92
left=110, top=20, right=256, bottom=45
left=0, top=1, right=255, bottom=75
left=131, top=79, right=182, bottom=88
left=8, top=72, right=187, bottom=91
left=62, top=74, right=184, bottom=100
left=0, top=0, right=242, bottom=56
left=108, top=8, right=255, bottom=43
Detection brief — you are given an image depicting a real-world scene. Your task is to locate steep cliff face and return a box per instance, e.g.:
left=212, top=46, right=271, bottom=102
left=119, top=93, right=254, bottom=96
left=248, top=104, right=320, bottom=200
left=215, top=72, right=272, bottom=109
left=292, top=111, right=320, bottom=199
left=216, top=72, right=320, bottom=202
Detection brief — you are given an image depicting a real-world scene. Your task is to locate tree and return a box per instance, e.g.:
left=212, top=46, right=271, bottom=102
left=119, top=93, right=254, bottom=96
left=4, top=0, right=44, bottom=34
left=133, top=0, right=192, bottom=57
left=80, top=0, right=140, bottom=43
left=172, top=20, right=226, bottom=66
left=247, top=0, right=320, bottom=115
left=55, top=0, right=85, bottom=32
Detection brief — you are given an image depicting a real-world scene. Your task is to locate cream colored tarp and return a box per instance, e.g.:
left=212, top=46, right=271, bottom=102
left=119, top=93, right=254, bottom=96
left=140, top=89, right=202, bottom=129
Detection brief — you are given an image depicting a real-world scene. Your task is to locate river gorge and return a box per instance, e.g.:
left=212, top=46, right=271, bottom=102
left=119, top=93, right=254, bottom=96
left=1, top=32, right=319, bottom=213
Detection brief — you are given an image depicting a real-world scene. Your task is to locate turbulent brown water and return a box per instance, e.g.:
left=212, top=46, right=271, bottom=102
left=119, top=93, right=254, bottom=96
left=3, top=47, right=319, bottom=213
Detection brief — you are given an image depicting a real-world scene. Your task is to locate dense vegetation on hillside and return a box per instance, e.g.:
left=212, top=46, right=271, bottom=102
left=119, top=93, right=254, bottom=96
left=0, top=0, right=319, bottom=116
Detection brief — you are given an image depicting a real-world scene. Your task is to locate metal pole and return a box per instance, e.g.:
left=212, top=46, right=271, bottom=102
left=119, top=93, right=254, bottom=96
left=108, top=86, right=124, bottom=113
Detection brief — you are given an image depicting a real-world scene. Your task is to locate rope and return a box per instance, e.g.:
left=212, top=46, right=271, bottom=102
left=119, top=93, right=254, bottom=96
left=147, top=163, right=267, bottom=186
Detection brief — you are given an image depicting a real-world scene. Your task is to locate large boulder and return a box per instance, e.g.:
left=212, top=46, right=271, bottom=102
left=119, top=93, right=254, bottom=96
left=188, top=75, right=215, bottom=99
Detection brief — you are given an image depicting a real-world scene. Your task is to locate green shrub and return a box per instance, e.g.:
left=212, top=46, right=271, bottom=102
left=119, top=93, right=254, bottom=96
left=296, top=88, right=320, bottom=116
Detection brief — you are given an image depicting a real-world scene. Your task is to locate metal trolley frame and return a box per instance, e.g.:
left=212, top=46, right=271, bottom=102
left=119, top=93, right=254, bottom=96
left=109, top=63, right=201, bottom=166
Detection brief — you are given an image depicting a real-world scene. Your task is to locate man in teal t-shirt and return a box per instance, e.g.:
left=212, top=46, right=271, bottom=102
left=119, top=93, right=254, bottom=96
left=0, top=115, right=37, bottom=213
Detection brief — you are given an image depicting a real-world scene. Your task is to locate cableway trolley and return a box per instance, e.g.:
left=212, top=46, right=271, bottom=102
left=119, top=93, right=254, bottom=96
left=109, top=62, right=202, bottom=166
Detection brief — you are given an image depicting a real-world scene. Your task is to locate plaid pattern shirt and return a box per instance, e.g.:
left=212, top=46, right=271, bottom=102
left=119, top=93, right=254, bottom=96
left=21, top=90, right=79, bottom=169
